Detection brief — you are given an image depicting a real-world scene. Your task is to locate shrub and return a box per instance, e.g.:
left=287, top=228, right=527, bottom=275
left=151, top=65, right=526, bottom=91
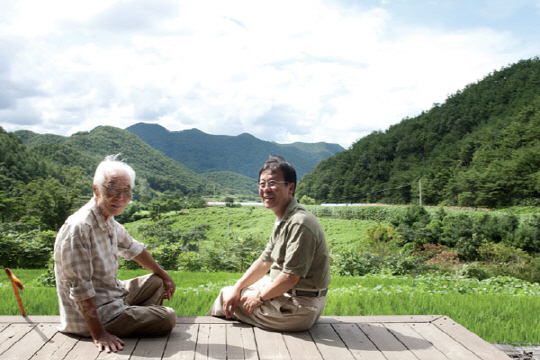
left=365, top=224, right=401, bottom=256
left=457, top=263, right=491, bottom=280
left=178, top=252, right=206, bottom=272
left=149, top=243, right=183, bottom=270
left=0, top=224, right=55, bottom=268
left=332, top=252, right=384, bottom=276
left=514, top=215, right=540, bottom=252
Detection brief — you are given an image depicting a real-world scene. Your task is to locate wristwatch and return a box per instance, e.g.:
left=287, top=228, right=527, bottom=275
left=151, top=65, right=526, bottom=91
left=256, top=291, right=265, bottom=304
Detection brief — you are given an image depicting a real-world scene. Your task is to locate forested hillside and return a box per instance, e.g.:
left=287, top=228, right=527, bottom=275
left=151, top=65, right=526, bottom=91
left=297, top=58, right=540, bottom=208
left=16, top=126, right=209, bottom=195
left=126, top=123, right=344, bottom=179
left=1, top=126, right=218, bottom=229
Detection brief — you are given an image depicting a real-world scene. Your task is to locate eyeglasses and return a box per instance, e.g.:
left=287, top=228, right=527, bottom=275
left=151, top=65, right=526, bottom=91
left=102, top=185, right=132, bottom=198
left=257, top=180, right=288, bottom=189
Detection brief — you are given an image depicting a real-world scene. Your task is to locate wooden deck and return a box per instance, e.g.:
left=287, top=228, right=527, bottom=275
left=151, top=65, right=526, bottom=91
left=0, top=315, right=510, bottom=359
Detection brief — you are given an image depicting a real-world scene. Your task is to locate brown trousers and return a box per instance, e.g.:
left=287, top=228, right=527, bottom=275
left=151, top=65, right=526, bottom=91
left=104, top=274, right=177, bottom=337
left=207, top=276, right=326, bottom=332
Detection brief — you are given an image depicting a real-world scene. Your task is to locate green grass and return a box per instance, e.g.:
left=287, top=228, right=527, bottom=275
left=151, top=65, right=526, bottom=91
left=125, top=206, right=275, bottom=247
left=124, top=206, right=379, bottom=253
left=1, top=270, right=539, bottom=344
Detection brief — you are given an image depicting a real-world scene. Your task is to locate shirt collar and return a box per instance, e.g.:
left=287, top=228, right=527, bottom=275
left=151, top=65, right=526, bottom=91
left=88, top=198, right=111, bottom=232
left=276, top=197, right=299, bottom=225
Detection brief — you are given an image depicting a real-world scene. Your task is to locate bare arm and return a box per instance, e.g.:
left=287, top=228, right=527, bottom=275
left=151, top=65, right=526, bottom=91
left=132, top=249, right=176, bottom=300
left=77, top=297, right=124, bottom=353
left=240, top=271, right=300, bottom=315
left=223, top=258, right=272, bottom=318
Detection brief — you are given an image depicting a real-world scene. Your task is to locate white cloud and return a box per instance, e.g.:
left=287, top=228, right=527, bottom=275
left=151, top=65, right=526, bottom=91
left=0, top=0, right=537, bottom=148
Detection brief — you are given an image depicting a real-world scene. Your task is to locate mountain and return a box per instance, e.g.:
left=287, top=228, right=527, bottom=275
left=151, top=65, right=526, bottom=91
left=15, top=126, right=210, bottom=196
left=297, top=57, right=540, bottom=208
left=125, top=124, right=344, bottom=179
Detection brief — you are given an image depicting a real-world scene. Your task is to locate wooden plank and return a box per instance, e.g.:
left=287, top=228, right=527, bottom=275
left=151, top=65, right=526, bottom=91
left=208, top=324, right=227, bottom=360
left=0, top=316, right=61, bottom=324
left=0, top=323, right=58, bottom=360
left=96, top=338, right=139, bottom=360
left=0, top=316, right=514, bottom=360
left=179, top=315, right=442, bottom=325
left=432, top=317, right=510, bottom=360
left=332, top=323, right=386, bottom=360
left=254, top=327, right=291, bottom=360
left=0, top=315, right=446, bottom=325
left=384, top=322, right=449, bottom=360
left=282, top=331, right=323, bottom=360
left=410, top=322, right=481, bottom=360
left=62, top=337, right=100, bottom=360
left=130, top=334, right=169, bottom=360
left=358, top=323, right=417, bottom=360
left=226, top=324, right=258, bottom=360
left=31, top=331, right=80, bottom=360
left=318, top=315, right=443, bottom=324
left=0, top=324, right=36, bottom=356
left=195, top=324, right=211, bottom=360
left=309, top=323, right=355, bottom=360
left=163, top=323, right=198, bottom=360
left=177, top=317, right=241, bottom=325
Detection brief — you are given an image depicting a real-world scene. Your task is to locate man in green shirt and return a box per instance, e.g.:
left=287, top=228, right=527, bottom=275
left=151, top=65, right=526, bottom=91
left=207, top=156, right=330, bottom=331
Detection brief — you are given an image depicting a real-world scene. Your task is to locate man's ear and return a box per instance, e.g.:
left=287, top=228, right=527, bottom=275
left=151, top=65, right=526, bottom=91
left=289, top=182, right=296, bottom=195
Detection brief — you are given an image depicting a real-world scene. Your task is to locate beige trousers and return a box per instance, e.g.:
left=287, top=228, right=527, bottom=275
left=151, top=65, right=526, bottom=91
left=104, top=274, right=177, bottom=337
left=207, top=276, right=326, bottom=332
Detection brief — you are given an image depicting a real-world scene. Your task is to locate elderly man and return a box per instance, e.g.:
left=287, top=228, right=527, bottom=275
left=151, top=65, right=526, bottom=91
left=54, top=154, right=177, bottom=353
left=207, top=156, right=330, bottom=331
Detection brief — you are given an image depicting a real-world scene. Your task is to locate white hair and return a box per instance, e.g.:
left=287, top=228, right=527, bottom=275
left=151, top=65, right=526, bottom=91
left=93, top=154, right=136, bottom=189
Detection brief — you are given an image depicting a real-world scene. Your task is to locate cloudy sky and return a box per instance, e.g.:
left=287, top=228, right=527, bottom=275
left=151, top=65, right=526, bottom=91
left=1, top=0, right=538, bottom=148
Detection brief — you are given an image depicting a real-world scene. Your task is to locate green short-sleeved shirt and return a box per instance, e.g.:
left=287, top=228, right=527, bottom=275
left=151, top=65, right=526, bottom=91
left=260, top=198, right=330, bottom=290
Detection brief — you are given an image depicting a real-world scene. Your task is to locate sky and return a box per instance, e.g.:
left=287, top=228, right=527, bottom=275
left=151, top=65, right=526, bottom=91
left=0, top=0, right=539, bottom=149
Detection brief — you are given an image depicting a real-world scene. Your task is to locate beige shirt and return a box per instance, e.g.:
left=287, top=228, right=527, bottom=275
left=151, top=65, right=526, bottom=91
left=54, top=198, right=144, bottom=336
left=260, top=198, right=330, bottom=290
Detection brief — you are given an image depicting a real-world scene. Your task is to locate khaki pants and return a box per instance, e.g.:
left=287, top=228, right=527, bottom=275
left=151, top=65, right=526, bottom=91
left=207, top=276, right=326, bottom=332
left=104, top=274, right=177, bottom=337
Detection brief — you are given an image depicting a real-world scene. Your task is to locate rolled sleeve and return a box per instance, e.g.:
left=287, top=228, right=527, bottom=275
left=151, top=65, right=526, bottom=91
left=113, top=223, right=144, bottom=260
left=68, top=279, right=96, bottom=302
left=121, top=239, right=145, bottom=261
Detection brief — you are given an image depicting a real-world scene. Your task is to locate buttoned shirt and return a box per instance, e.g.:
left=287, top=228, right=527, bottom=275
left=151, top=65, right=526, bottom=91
left=54, top=198, right=144, bottom=336
left=260, top=197, right=330, bottom=290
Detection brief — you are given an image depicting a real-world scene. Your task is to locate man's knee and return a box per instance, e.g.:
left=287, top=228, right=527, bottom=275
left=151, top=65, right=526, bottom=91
left=163, top=307, right=177, bottom=331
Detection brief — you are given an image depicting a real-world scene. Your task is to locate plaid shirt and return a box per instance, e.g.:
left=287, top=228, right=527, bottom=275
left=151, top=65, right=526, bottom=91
left=54, top=198, right=144, bottom=336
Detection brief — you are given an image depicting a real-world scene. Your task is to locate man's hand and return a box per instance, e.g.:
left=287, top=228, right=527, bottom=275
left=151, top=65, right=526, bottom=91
left=222, top=287, right=241, bottom=318
left=162, top=272, right=176, bottom=300
left=93, top=331, right=125, bottom=353
left=133, top=249, right=176, bottom=300
left=240, top=292, right=263, bottom=315
left=78, top=297, right=124, bottom=353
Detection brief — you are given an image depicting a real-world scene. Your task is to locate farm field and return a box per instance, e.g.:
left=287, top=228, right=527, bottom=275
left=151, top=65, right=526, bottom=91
left=1, top=269, right=539, bottom=344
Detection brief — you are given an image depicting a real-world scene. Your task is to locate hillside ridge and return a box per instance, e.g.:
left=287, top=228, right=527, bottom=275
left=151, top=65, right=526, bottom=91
left=126, top=123, right=344, bottom=179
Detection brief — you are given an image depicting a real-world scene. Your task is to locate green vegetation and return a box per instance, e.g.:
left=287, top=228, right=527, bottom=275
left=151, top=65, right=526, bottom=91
left=200, top=171, right=259, bottom=198
left=126, top=123, right=343, bottom=179
left=298, top=57, right=540, bottom=208
left=1, top=270, right=538, bottom=343
left=3, top=204, right=540, bottom=283
left=4, top=58, right=540, bottom=346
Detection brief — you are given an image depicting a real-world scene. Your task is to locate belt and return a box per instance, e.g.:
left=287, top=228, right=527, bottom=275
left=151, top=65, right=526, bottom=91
left=287, top=289, right=328, bottom=297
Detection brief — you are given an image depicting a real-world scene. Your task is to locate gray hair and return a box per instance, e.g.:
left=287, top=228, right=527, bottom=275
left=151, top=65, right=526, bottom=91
left=93, top=154, right=136, bottom=189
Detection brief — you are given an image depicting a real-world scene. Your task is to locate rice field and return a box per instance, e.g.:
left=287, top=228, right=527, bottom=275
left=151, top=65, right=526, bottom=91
left=1, top=269, right=539, bottom=344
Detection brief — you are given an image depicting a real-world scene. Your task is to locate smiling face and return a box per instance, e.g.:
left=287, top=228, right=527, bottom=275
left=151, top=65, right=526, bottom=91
left=259, top=169, right=295, bottom=220
left=93, top=169, right=132, bottom=221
